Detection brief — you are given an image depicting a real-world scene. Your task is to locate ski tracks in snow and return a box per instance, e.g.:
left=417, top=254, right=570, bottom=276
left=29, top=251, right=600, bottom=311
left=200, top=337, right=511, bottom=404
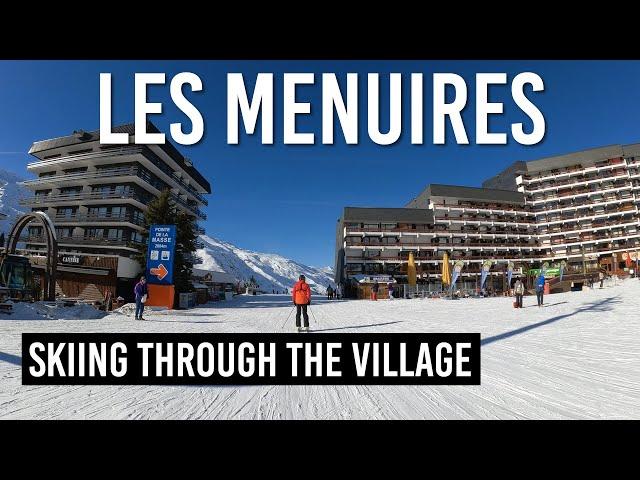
left=1, top=282, right=640, bottom=419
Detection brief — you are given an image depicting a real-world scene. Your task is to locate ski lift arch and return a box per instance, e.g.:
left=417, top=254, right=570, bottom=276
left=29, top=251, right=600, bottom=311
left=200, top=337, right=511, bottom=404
left=5, top=211, right=58, bottom=301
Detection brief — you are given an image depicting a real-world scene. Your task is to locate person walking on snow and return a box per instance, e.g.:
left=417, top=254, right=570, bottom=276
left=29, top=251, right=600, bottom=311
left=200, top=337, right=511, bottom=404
left=514, top=278, right=525, bottom=308
left=371, top=282, right=379, bottom=301
left=599, top=270, right=605, bottom=288
left=293, top=275, right=311, bottom=332
left=387, top=283, right=394, bottom=300
left=535, top=273, right=545, bottom=307
left=326, top=285, right=333, bottom=300
left=134, top=275, right=149, bottom=320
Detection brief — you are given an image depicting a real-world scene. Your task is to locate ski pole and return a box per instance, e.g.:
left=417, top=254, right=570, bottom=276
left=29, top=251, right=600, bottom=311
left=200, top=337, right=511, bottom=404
left=309, top=305, right=319, bottom=326
left=280, top=305, right=296, bottom=331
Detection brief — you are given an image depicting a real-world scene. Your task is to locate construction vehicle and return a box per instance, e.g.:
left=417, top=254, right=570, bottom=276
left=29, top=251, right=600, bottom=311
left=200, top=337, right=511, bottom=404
left=0, top=253, right=37, bottom=303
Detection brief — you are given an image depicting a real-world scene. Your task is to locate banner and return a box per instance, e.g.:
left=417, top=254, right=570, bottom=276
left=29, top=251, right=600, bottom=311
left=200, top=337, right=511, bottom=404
left=480, top=260, right=492, bottom=290
left=450, top=260, right=465, bottom=290
left=507, top=261, right=514, bottom=287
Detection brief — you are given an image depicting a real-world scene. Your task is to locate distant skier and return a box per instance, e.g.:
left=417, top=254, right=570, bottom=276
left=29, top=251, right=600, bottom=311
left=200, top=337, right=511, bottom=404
left=292, top=275, right=311, bottom=332
left=371, top=282, right=379, bottom=301
left=514, top=278, right=525, bottom=308
left=134, top=275, right=149, bottom=320
left=326, top=285, right=333, bottom=300
left=535, top=273, right=545, bottom=307
left=387, top=283, right=394, bottom=300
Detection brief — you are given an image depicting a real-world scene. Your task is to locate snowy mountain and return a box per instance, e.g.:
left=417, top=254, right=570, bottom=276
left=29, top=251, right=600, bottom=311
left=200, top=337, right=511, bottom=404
left=0, top=169, right=28, bottom=234
left=197, top=235, right=334, bottom=294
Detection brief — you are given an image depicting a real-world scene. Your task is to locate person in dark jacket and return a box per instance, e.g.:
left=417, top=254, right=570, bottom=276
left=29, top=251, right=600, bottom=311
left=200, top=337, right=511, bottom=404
left=371, top=282, right=379, bottom=301
left=292, top=275, right=311, bottom=332
left=134, top=276, right=149, bottom=320
left=326, top=285, right=333, bottom=300
left=535, top=273, right=545, bottom=307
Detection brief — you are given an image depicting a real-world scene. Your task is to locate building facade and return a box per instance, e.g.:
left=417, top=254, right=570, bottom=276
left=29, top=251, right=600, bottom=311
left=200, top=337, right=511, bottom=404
left=336, top=143, right=640, bottom=291
left=19, top=123, right=211, bottom=301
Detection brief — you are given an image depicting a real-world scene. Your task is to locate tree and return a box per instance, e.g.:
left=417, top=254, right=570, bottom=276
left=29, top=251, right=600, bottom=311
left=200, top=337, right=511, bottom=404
left=0, top=232, right=5, bottom=250
left=135, top=190, right=199, bottom=294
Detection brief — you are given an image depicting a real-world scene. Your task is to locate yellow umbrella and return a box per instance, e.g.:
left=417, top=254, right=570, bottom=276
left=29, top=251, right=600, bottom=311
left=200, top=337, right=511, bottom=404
left=442, top=251, right=451, bottom=286
left=407, top=252, right=417, bottom=286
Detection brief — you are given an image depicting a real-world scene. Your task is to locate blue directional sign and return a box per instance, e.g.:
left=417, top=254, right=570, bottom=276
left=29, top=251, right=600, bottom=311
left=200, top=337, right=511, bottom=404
left=146, top=224, right=177, bottom=285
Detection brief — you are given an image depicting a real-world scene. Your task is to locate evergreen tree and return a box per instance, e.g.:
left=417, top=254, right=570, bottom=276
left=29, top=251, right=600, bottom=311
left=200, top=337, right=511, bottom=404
left=135, top=190, right=198, bottom=294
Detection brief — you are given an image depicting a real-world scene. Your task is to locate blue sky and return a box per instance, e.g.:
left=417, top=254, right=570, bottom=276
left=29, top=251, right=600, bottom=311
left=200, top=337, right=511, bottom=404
left=1, top=60, right=639, bottom=267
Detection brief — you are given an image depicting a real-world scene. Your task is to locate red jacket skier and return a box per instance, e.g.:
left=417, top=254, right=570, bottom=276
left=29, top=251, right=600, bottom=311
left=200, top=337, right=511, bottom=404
left=292, top=275, right=311, bottom=332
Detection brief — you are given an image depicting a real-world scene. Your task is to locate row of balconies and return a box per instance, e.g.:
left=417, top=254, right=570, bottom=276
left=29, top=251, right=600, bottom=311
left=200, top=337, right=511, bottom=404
left=20, top=187, right=206, bottom=220
left=519, top=157, right=626, bottom=184
left=525, top=169, right=628, bottom=194
left=29, top=146, right=208, bottom=205
left=528, top=182, right=632, bottom=204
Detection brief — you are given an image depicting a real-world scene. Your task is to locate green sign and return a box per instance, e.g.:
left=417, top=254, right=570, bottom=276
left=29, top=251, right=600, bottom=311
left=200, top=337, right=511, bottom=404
left=528, top=267, right=560, bottom=277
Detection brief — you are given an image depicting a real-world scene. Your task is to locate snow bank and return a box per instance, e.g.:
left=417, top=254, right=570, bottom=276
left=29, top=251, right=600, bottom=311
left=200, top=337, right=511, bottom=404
left=1, top=301, right=107, bottom=320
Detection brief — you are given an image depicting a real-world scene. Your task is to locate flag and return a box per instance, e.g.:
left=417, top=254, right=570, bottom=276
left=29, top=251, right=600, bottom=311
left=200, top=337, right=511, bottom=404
left=450, top=260, right=464, bottom=291
left=480, top=260, right=492, bottom=290
left=441, top=252, right=451, bottom=286
left=407, top=252, right=417, bottom=287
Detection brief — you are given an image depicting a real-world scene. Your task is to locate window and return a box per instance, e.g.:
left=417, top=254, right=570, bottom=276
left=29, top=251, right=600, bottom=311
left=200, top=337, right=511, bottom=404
left=63, top=167, right=88, bottom=174
left=107, top=229, right=124, bottom=240
left=86, top=228, right=104, bottom=238
left=131, top=232, right=143, bottom=243
left=60, top=187, right=82, bottom=195
left=56, top=207, right=76, bottom=218
left=38, top=171, right=57, bottom=178
left=110, top=206, right=126, bottom=217
left=88, top=207, right=108, bottom=217
left=55, top=228, right=73, bottom=238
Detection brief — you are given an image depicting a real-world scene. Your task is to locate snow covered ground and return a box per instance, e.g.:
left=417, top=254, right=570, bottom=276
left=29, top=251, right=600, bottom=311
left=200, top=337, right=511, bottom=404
left=1, top=278, right=639, bottom=419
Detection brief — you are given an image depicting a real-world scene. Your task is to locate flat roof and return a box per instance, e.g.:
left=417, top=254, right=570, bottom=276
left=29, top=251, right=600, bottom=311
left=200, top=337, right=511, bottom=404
left=343, top=207, right=434, bottom=223
left=426, top=184, right=524, bottom=204
left=28, top=122, right=211, bottom=194
left=523, top=144, right=624, bottom=173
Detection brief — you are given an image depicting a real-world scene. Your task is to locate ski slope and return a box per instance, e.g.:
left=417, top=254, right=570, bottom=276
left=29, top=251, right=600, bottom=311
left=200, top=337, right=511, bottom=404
left=1, top=278, right=639, bottom=419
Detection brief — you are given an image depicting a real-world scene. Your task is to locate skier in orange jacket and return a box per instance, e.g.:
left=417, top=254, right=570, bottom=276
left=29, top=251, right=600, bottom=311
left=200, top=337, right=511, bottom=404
left=292, top=274, right=311, bottom=332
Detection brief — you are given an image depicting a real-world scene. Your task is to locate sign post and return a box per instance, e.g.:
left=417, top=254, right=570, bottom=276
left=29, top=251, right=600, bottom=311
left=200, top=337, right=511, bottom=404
left=145, top=224, right=177, bottom=308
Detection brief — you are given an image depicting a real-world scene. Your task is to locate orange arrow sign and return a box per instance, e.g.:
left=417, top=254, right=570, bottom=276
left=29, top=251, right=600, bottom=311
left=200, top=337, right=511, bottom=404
left=150, top=263, right=169, bottom=281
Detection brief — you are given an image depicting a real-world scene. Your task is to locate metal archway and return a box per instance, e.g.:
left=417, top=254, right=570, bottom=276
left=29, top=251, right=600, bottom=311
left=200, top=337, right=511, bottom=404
left=6, top=211, right=58, bottom=301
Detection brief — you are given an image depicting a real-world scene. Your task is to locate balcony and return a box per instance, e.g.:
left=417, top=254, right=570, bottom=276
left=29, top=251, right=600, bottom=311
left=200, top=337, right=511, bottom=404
left=53, top=213, right=146, bottom=227
left=20, top=190, right=150, bottom=207
left=23, top=234, right=144, bottom=248
left=526, top=170, right=628, bottom=194
left=521, top=158, right=625, bottom=184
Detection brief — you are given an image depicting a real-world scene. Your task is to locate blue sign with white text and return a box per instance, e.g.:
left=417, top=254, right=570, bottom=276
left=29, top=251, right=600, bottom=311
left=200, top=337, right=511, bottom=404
left=146, top=224, right=176, bottom=285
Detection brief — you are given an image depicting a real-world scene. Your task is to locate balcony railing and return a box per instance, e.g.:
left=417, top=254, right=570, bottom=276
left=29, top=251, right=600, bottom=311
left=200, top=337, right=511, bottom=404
left=23, top=235, right=144, bottom=248
left=521, top=158, right=625, bottom=184
left=53, top=213, right=146, bottom=226
left=19, top=190, right=151, bottom=206
left=526, top=170, right=629, bottom=194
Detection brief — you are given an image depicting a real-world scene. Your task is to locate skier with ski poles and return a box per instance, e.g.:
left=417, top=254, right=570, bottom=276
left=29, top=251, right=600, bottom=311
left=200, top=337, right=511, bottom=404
left=292, top=274, right=311, bottom=332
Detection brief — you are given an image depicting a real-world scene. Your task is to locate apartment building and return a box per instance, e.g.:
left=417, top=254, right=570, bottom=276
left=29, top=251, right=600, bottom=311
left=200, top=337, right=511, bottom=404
left=514, top=144, right=640, bottom=274
left=336, top=143, right=640, bottom=290
left=19, top=122, right=211, bottom=301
